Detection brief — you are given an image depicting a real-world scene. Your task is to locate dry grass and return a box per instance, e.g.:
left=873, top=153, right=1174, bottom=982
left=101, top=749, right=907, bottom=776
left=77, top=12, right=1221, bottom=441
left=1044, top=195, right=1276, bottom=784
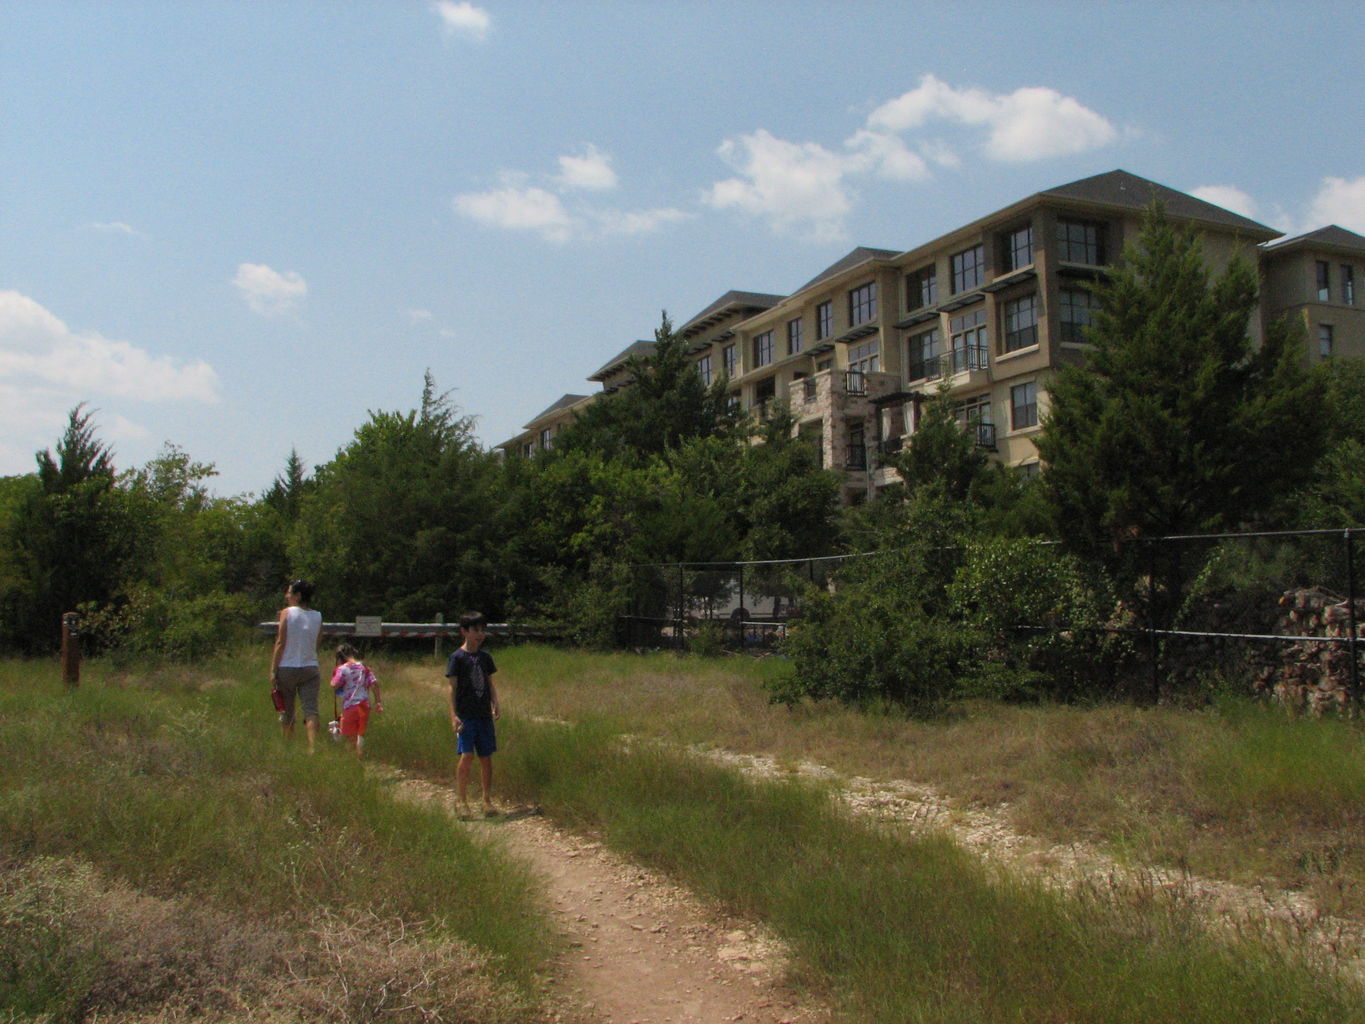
left=486, top=645, right=1365, bottom=921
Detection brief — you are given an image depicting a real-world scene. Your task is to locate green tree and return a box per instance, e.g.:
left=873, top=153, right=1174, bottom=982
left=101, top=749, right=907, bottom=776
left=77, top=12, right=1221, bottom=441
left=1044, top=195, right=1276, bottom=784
left=291, top=374, right=503, bottom=621
left=2, top=406, right=135, bottom=653
left=553, top=312, right=738, bottom=461
left=1037, top=204, right=1323, bottom=566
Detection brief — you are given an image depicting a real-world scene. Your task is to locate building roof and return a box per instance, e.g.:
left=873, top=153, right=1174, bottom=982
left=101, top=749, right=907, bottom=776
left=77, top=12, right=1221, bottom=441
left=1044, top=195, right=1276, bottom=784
left=522, top=393, right=590, bottom=429
left=1039, top=169, right=1279, bottom=237
left=588, top=340, right=656, bottom=382
left=1262, top=224, right=1365, bottom=254
left=677, top=290, right=786, bottom=337
left=792, top=246, right=899, bottom=295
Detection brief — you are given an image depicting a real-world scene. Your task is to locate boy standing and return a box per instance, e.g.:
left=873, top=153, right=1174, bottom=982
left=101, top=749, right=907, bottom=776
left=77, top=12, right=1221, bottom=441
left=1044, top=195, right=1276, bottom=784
left=446, top=611, right=500, bottom=818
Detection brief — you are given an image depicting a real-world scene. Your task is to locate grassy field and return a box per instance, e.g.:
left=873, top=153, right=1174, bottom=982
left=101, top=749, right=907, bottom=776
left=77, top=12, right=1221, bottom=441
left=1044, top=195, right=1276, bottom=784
left=5, top=643, right=1365, bottom=1023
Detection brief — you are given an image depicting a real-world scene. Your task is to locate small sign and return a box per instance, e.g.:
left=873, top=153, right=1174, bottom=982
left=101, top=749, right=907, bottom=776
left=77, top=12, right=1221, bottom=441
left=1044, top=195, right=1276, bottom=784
left=355, top=616, right=383, bottom=637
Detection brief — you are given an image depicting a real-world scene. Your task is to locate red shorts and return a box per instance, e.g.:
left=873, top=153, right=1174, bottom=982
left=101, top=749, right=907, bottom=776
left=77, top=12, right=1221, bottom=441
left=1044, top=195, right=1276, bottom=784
left=340, top=701, right=370, bottom=737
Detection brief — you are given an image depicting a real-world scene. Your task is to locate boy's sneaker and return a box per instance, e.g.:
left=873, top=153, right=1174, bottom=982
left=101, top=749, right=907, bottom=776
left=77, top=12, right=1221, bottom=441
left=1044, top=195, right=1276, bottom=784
left=482, top=802, right=498, bottom=818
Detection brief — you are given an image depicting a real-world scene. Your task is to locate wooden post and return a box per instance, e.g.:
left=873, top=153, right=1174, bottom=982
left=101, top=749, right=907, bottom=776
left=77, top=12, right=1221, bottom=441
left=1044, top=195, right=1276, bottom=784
left=61, top=612, right=81, bottom=688
left=434, top=613, right=444, bottom=658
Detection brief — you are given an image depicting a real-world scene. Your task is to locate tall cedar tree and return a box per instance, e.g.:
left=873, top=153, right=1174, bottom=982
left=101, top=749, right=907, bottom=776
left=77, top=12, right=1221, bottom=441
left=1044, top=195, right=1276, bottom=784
left=552, top=312, right=738, bottom=461
left=1036, top=203, right=1323, bottom=574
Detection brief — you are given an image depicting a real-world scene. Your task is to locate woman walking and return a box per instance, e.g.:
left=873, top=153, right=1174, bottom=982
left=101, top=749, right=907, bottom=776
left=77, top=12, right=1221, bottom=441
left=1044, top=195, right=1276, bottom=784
left=270, top=579, right=323, bottom=753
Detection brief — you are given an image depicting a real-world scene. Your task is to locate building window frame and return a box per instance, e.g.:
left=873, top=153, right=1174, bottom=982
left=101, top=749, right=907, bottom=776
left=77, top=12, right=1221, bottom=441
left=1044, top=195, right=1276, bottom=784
left=848, top=339, right=879, bottom=375
left=848, top=280, right=877, bottom=326
left=697, top=354, right=712, bottom=387
left=904, top=264, right=937, bottom=311
left=951, top=244, right=985, bottom=294
left=948, top=308, right=988, bottom=372
left=1317, top=261, right=1331, bottom=302
left=753, top=330, right=774, bottom=368
left=1320, top=323, right=1335, bottom=359
left=1002, top=293, right=1039, bottom=352
left=1057, top=218, right=1106, bottom=265
left=786, top=317, right=803, bottom=354
left=1010, top=380, right=1038, bottom=430
left=1343, top=265, right=1356, bottom=306
left=908, top=327, right=940, bottom=381
left=816, top=300, right=833, bottom=340
left=722, top=344, right=736, bottom=377
left=1002, top=224, right=1034, bottom=272
left=539, top=427, right=553, bottom=450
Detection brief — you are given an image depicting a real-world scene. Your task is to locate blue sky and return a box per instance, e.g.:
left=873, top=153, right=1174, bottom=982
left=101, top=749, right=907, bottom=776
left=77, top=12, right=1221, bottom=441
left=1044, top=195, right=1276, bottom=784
left=3, top=0, right=1363, bottom=497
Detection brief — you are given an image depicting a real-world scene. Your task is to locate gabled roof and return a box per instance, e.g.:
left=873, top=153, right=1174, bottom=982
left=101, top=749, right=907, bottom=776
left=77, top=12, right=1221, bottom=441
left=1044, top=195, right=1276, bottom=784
left=1040, top=169, right=1279, bottom=237
left=1262, top=224, right=1365, bottom=254
left=677, top=290, right=785, bottom=337
left=589, top=340, right=656, bottom=382
left=522, top=393, right=590, bottom=429
left=793, top=246, right=899, bottom=296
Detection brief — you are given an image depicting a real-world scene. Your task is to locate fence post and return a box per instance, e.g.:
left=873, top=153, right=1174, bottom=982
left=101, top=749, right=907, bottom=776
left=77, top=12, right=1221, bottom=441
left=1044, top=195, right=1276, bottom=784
left=61, top=612, right=81, bottom=688
left=677, top=564, right=685, bottom=652
left=1147, top=538, right=1160, bottom=704
left=1346, top=529, right=1360, bottom=714
left=434, top=613, right=444, bottom=658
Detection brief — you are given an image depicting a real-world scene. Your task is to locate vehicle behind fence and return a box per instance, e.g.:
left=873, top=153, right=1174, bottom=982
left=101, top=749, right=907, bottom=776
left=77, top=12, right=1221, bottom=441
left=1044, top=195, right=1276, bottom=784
left=624, top=529, right=1365, bottom=710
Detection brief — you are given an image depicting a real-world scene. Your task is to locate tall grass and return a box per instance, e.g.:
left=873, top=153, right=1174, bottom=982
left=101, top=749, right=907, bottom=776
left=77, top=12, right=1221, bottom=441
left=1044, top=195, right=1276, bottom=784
left=493, top=717, right=1364, bottom=1024
left=484, top=645, right=1365, bottom=919
left=0, top=654, right=562, bottom=1023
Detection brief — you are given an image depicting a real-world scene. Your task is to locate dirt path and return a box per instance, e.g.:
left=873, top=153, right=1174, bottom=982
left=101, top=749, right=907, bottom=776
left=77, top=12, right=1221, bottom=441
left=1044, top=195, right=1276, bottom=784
left=389, top=773, right=827, bottom=1024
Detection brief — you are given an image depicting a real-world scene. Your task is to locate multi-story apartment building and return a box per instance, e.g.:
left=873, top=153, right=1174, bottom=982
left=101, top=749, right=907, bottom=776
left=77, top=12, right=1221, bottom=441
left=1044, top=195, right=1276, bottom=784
left=499, top=169, right=1365, bottom=501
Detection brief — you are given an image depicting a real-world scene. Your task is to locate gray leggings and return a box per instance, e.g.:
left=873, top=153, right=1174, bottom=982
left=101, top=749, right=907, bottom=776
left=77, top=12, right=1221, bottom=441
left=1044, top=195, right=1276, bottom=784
left=275, top=665, right=320, bottom=726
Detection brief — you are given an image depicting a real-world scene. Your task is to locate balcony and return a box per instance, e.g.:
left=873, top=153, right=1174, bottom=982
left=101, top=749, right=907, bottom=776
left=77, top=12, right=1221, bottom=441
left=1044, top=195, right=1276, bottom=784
left=970, top=421, right=996, bottom=450
left=845, top=444, right=868, bottom=470
left=844, top=370, right=867, bottom=396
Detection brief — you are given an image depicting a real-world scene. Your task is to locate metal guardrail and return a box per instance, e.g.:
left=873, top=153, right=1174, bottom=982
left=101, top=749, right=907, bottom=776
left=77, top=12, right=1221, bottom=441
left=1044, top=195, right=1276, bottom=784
left=255, top=621, right=562, bottom=641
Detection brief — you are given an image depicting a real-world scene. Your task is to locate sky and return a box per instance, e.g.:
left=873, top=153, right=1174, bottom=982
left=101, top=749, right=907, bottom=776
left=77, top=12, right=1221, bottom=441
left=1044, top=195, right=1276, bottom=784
left=3, top=0, right=1364, bottom=498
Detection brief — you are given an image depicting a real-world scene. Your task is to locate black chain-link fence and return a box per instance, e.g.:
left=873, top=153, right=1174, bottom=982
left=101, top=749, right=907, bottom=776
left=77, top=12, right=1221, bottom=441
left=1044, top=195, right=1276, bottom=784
left=623, top=529, right=1364, bottom=709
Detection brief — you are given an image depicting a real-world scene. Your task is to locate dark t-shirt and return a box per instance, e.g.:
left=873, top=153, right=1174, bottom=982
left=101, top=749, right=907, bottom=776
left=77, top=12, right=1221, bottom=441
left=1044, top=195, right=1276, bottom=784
left=445, top=647, right=497, bottom=720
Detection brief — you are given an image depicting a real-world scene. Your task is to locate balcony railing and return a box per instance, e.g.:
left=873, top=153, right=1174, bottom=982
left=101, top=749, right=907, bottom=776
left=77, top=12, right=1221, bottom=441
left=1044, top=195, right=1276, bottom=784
left=844, top=370, right=867, bottom=396
left=803, top=378, right=818, bottom=403
left=971, top=421, right=996, bottom=450
left=949, top=345, right=989, bottom=374
left=845, top=444, right=867, bottom=470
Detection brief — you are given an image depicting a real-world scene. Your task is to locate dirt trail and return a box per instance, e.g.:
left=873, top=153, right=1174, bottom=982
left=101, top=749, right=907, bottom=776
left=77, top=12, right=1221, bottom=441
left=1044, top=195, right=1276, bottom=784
left=390, top=773, right=826, bottom=1024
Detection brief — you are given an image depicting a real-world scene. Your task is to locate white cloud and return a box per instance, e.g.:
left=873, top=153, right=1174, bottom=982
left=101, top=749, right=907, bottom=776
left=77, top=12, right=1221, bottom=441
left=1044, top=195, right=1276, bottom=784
left=432, top=0, right=490, bottom=42
left=557, top=145, right=618, bottom=191
left=233, top=263, right=307, bottom=316
left=83, top=221, right=139, bottom=236
left=704, top=130, right=854, bottom=243
left=703, top=75, right=1119, bottom=240
left=453, top=185, right=573, bottom=243
left=592, top=207, right=693, bottom=237
left=1190, top=184, right=1261, bottom=220
left=1306, top=176, right=1365, bottom=234
left=0, top=291, right=221, bottom=474
left=869, top=75, right=1117, bottom=163
left=405, top=308, right=435, bottom=323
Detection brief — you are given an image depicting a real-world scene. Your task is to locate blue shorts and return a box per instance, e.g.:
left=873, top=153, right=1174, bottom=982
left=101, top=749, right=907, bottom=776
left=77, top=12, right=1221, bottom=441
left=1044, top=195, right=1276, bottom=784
left=457, top=717, right=497, bottom=757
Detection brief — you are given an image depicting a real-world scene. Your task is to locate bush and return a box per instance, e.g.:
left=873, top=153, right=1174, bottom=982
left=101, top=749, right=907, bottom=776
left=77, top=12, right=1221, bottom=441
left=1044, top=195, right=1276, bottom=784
left=948, top=536, right=1119, bottom=701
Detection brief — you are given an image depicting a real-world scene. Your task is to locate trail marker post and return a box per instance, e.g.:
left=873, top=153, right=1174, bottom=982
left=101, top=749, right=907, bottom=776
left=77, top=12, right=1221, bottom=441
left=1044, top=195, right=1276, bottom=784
left=61, top=612, right=81, bottom=688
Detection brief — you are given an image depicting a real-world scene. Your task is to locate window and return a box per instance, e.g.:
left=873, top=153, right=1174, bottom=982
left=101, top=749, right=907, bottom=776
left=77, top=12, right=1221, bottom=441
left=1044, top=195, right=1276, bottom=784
left=816, top=300, right=833, bottom=339
left=1059, top=287, right=1099, bottom=343
left=1017, top=461, right=1041, bottom=480
left=1010, top=381, right=1038, bottom=430
left=956, top=394, right=994, bottom=449
left=787, top=317, right=803, bottom=354
left=908, top=328, right=940, bottom=380
left=905, top=265, right=937, bottom=310
left=848, top=281, right=877, bottom=326
left=1343, top=266, right=1356, bottom=306
left=1002, top=224, right=1034, bottom=272
left=1317, top=261, right=1331, bottom=302
left=697, top=354, right=712, bottom=387
left=753, top=330, right=773, bottom=368
left=816, top=357, right=833, bottom=372
left=1320, top=324, right=1335, bottom=358
left=848, top=339, right=879, bottom=374
left=948, top=308, right=988, bottom=373
left=753, top=376, right=776, bottom=413
left=522, top=441, right=534, bottom=457
left=1057, top=218, right=1106, bottom=265
left=1002, top=294, right=1039, bottom=352
left=951, top=244, right=985, bottom=293
left=722, top=344, right=736, bottom=377
left=539, top=428, right=553, bottom=450
left=846, top=423, right=866, bottom=470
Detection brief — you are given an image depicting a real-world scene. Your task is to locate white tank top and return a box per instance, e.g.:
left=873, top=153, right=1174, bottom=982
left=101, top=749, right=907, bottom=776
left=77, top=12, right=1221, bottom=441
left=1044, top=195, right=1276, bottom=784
left=279, top=606, right=322, bottom=667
